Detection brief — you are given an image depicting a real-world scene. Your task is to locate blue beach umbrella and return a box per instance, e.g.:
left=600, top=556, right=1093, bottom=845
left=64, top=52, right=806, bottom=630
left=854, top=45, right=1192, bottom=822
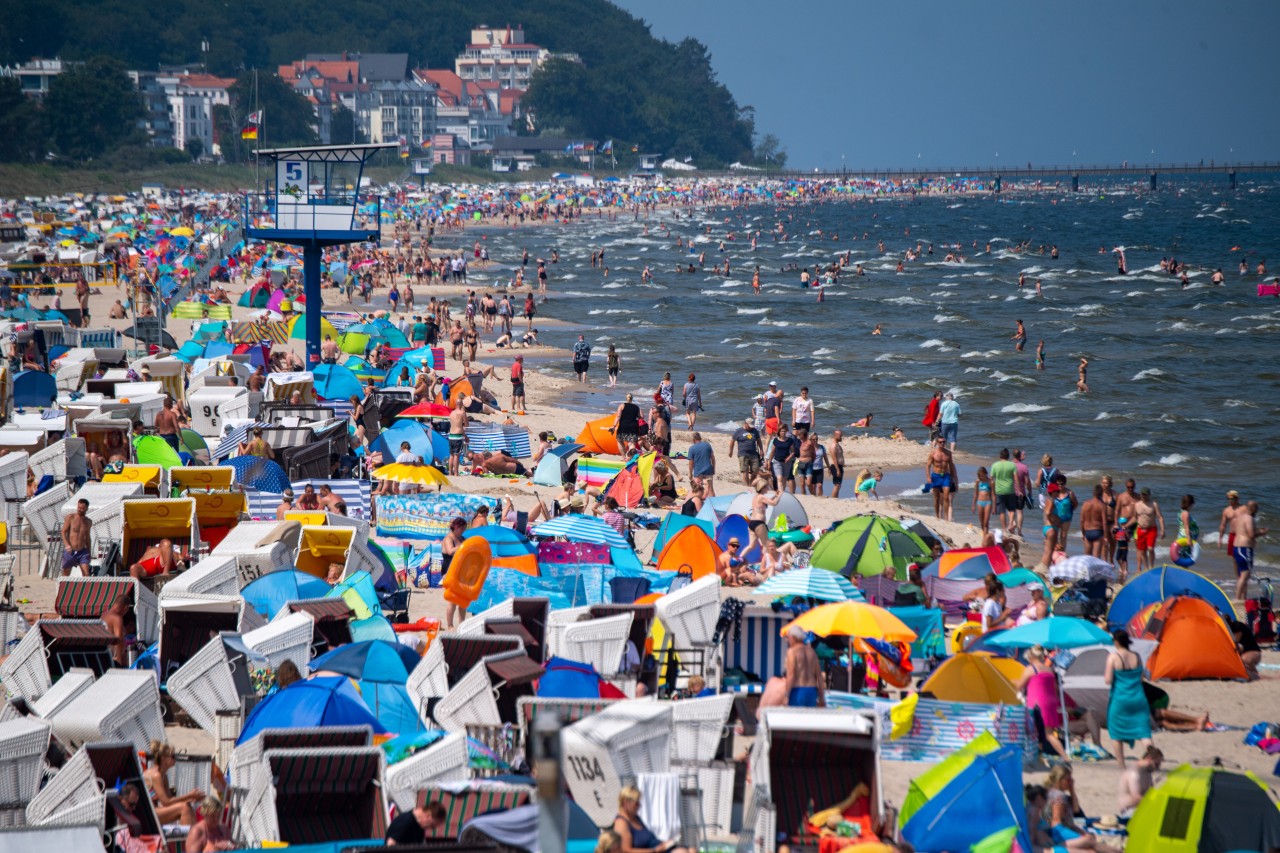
left=528, top=513, right=629, bottom=548
left=237, top=676, right=386, bottom=745
left=241, top=570, right=332, bottom=620
left=754, top=567, right=865, bottom=602
left=311, top=640, right=419, bottom=683
left=368, top=419, right=449, bottom=465
left=985, top=617, right=1113, bottom=651
left=225, top=455, right=291, bottom=493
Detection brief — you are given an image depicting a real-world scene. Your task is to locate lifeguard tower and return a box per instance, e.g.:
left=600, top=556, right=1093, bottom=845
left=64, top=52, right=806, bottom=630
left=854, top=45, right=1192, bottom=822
left=243, top=143, right=397, bottom=365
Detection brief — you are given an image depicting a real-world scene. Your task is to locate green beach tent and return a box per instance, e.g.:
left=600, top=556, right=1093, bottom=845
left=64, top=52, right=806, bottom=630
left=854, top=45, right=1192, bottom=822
left=899, top=731, right=1001, bottom=828
left=810, top=514, right=930, bottom=580
left=133, top=435, right=183, bottom=469
left=1126, top=764, right=1280, bottom=852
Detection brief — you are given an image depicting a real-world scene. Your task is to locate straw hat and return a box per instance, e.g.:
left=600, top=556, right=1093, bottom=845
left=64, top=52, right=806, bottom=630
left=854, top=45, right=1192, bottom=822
left=1094, top=815, right=1121, bottom=830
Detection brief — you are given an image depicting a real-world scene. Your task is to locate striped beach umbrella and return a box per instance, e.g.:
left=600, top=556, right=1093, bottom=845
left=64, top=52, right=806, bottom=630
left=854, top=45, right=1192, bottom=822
left=528, top=513, right=628, bottom=548
left=754, top=568, right=865, bottom=602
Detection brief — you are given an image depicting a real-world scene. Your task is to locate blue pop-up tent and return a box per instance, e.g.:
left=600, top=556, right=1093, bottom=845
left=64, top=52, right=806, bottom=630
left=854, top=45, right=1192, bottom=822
left=900, top=745, right=1032, bottom=853
left=241, top=570, right=330, bottom=620
left=368, top=420, right=450, bottom=466
left=237, top=676, right=386, bottom=745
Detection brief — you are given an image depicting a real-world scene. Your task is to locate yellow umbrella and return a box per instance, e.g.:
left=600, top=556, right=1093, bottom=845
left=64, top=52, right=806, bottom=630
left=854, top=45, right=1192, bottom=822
left=372, top=462, right=451, bottom=488
left=780, top=601, right=917, bottom=642
left=170, top=226, right=195, bottom=237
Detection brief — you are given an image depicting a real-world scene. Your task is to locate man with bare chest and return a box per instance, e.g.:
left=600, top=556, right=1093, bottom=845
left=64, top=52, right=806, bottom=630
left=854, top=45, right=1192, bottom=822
left=783, top=625, right=825, bottom=707
left=61, top=499, right=93, bottom=576
left=924, top=437, right=958, bottom=521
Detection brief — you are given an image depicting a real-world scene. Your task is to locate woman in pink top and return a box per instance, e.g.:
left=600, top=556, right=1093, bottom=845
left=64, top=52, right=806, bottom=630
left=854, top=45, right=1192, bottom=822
left=1017, top=645, right=1102, bottom=758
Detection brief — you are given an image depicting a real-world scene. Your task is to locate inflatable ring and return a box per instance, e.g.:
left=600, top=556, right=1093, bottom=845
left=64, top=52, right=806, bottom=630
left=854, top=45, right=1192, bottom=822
left=951, top=622, right=984, bottom=655
left=442, top=536, right=492, bottom=608
left=769, top=530, right=815, bottom=548
left=873, top=640, right=914, bottom=688
left=1169, top=539, right=1201, bottom=568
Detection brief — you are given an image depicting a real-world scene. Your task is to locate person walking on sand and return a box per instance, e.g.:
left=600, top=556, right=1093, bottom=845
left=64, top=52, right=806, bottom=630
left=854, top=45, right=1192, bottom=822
left=749, top=477, right=782, bottom=556
left=1231, top=500, right=1266, bottom=602
left=1219, top=489, right=1242, bottom=553
left=1105, top=630, right=1152, bottom=770
left=1079, top=485, right=1107, bottom=558
left=827, top=430, right=846, bottom=497
left=687, top=431, right=716, bottom=498
left=681, top=373, right=702, bottom=430
left=991, top=448, right=1018, bottom=535
left=729, top=417, right=763, bottom=486
left=61, top=499, right=93, bottom=577
left=938, top=392, right=961, bottom=450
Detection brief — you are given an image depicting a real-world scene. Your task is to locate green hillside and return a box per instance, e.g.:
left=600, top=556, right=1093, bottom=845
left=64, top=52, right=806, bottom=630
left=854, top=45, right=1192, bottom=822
left=0, top=0, right=759, bottom=165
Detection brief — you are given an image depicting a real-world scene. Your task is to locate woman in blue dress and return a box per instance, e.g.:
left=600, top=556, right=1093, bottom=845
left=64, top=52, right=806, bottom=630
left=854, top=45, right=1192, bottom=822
left=1104, top=629, right=1153, bottom=769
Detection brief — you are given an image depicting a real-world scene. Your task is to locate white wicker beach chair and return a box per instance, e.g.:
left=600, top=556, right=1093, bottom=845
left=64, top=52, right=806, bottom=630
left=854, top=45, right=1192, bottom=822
left=29, top=438, right=88, bottom=483
left=47, top=669, right=164, bottom=752
left=670, top=694, right=734, bottom=765
left=0, top=452, right=28, bottom=502
left=405, top=634, right=449, bottom=712
left=242, top=611, right=314, bottom=674
left=679, top=763, right=735, bottom=840
left=560, top=612, right=633, bottom=679
left=28, top=668, right=95, bottom=721
left=384, top=732, right=469, bottom=812
left=209, top=521, right=297, bottom=587
left=561, top=700, right=673, bottom=828
left=54, top=576, right=159, bottom=644
left=0, top=717, right=51, bottom=805
left=0, top=806, right=25, bottom=827
left=166, top=755, right=214, bottom=800
left=226, top=725, right=374, bottom=808
left=63, top=482, right=148, bottom=558
left=159, top=554, right=240, bottom=599
left=544, top=606, right=591, bottom=660
left=156, top=592, right=265, bottom=684
left=432, top=661, right=502, bottom=733
left=654, top=574, right=721, bottom=649
left=0, top=623, right=51, bottom=701
left=22, top=483, right=73, bottom=544
left=0, top=608, right=23, bottom=656
left=238, top=746, right=386, bottom=846
left=24, top=748, right=104, bottom=832
left=167, top=635, right=256, bottom=736
left=0, top=619, right=113, bottom=703
left=455, top=599, right=515, bottom=636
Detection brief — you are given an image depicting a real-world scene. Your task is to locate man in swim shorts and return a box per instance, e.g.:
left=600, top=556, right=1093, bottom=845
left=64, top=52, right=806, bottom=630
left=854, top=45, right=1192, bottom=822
left=925, top=437, right=958, bottom=521
left=60, top=499, right=93, bottom=577
left=129, top=538, right=182, bottom=579
left=1231, top=501, right=1266, bottom=602
left=447, top=399, right=468, bottom=476
left=1132, top=487, right=1163, bottom=573
left=1079, top=485, right=1107, bottom=558
left=783, top=625, right=825, bottom=708
left=1219, top=490, right=1242, bottom=554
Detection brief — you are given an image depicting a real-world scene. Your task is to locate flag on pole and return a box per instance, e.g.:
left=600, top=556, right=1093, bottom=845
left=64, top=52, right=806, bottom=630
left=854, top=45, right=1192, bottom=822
left=421, top=138, right=433, bottom=149
left=601, top=140, right=613, bottom=153
left=246, top=111, right=263, bottom=124
left=586, top=142, right=595, bottom=152
left=630, top=145, right=639, bottom=153
left=240, top=124, right=258, bottom=140
left=573, top=142, right=585, bottom=151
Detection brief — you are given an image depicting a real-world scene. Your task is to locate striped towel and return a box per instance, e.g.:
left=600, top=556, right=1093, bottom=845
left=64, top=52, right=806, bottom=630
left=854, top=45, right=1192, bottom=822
left=245, top=478, right=372, bottom=521
left=464, top=425, right=532, bottom=458
left=576, top=457, right=625, bottom=489
left=211, top=422, right=270, bottom=461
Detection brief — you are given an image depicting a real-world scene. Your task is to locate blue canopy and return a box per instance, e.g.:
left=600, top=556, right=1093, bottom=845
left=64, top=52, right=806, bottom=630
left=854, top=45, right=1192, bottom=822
left=901, top=746, right=1032, bottom=853
left=350, top=614, right=398, bottom=642
left=313, top=363, right=363, bottom=401
left=537, top=657, right=615, bottom=699
left=1107, top=564, right=1237, bottom=629
left=175, top=341, right=204, bottom=362
left=464, top=525, right=536, bottom=559
left=242, top=570, right=332, bottom=620
left=226, top=456, right=291, bottom=493
left=13, top=370, right=56, bottom=408
left=462, top=802, right=597, bottom=852
left=311, top=640, right=419, bottom=684
left=202, top=341, right=233, bottom=359
left=399, top=346, right=442, bottom=370
left=356, top=682, right=425, bottom=736
left=237, top=676, right=386, bottom=745
left=369, top=419, right=450, bottom=465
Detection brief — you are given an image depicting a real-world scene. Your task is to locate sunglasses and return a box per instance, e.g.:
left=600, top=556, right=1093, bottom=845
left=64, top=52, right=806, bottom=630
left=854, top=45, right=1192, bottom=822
left=727, top=543, right=740, bottom=548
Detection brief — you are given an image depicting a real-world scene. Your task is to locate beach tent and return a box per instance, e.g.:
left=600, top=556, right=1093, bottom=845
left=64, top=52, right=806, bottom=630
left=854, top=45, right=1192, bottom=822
left=725, top=491, right=809, bottom=529
left=1133, top=596, right=1246, bottom=681
left=13, top=370, right=56, bottom=408
left=242, top=570, right=332, bottom=620
left=695, top=493, right=738, bottom=527
left=536, top=656, right=627, bottom=700
left=237, top=675, right=387, bottom=745
left=533, top=442, right=581, bottom=487
left=655, top=524, right=722, bottom=580
left=238, top=280, right=271, bottom=307
left=921, top=546, right=1012, bottom=579
left=899, top=731, right=1002, bottom=827
left=465, top=525, right=538, bottom=576
left=715, top=514, right=762, bottom=565
left=920, top=654, right=1020, bottom=705
left=603, top=453, right=657, bottom=508
left=810, top=514, right=930, bottom=580
left=899, top=745, right=1032, bottom=853
left=313, top=363, right=363, bottom=400
left=1107, top=564, right=1236, bottom=630
left=368, top=419, right=450, bottom=466
left=651, top=513, right=713, bottom=557
left=575, top=415, right=621, bottom=456
left=1126, top=764, right=1280, bottom=853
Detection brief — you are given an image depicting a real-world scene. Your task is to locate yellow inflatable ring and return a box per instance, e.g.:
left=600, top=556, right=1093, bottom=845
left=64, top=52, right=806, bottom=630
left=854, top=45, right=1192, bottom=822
left=951, top=621, right=985, bottom=655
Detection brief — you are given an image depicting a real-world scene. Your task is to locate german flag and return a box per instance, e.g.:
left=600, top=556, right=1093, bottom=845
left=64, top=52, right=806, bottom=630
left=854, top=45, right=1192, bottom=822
left=240, top=124, right=258, bottom=140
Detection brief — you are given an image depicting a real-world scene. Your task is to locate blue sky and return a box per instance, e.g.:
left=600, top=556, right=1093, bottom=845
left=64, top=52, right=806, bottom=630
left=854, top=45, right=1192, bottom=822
left=612, top=0, right=1280, bottom=170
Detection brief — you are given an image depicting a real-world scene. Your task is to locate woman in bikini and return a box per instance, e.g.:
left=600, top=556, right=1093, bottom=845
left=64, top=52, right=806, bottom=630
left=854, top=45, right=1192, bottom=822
left=748, top=477, right=782, bottom=557
left=142, top=740, right=202, bottom=826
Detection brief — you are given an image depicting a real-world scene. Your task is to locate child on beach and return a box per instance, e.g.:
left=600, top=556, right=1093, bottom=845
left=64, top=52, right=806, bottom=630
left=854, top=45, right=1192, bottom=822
left=973, top=466, right=993, bottom=534
left=853, top=468, right=881, bottom=501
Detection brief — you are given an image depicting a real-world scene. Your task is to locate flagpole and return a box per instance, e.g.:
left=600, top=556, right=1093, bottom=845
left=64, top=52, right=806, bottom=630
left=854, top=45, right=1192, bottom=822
left=252, top=69, right=260, bottom=190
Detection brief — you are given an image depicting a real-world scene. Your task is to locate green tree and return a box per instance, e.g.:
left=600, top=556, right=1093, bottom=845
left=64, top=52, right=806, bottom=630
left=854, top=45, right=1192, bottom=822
left=330, top=103, right=357, bottom=145
left=43, top=57, right=142, bottom=160
left=0, top=77, right=44, bottom=162
left=754, top=133, right=787, bottom=169
left=185, top=137, right=204, bottom=161
left=227, top=71, right=318, bottom=148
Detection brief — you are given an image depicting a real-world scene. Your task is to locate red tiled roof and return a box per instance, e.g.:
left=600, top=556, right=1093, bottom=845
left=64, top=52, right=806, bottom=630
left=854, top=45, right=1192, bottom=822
left=179, top=74, right=235, bottom=90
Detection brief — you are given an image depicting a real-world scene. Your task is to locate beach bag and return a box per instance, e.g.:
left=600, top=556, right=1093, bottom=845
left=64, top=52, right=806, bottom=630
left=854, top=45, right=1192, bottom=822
left=1245, top=722, right=1280, bottom=747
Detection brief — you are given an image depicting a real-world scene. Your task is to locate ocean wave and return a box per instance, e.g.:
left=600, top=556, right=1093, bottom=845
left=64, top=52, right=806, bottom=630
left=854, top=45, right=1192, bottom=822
left=736, top=307, right=769, bottom=315
left=1001, top=403, right=1052, bottom=413
left=933, top=313, right=962, bottom=323
left=919, top=339, right=948, bottom=349
left=813, top=368, right=841, bottom=375
left=1131, top=368, right=1166, bottom=381
left=1223, top=399, right=1257, bottom=408
left=812, top=347, right=836, bottom=356
left=1131, top=439, right=1152, bottom=448
left=1139, top=453, right=1192, bottom=467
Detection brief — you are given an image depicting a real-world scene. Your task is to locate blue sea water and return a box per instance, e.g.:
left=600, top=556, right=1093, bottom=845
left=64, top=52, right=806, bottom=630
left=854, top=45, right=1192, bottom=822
left=454, top=174, right=1280, bottom=573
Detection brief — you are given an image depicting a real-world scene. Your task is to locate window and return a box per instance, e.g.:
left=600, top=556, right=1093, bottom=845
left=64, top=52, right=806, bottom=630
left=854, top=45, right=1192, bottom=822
left=1158, top=797, right=1194, bottom=840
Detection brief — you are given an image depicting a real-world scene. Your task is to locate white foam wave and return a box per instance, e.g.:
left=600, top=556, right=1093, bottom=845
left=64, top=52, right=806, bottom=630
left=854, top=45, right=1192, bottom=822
left=1001, top=403, right=1052, bottom=413
left=1131, top=368, right=1165, bottom=381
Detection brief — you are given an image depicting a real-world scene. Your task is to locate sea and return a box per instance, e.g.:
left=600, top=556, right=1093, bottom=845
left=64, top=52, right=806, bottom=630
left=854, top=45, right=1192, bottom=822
left=440, top=174, right=1280, bottom=579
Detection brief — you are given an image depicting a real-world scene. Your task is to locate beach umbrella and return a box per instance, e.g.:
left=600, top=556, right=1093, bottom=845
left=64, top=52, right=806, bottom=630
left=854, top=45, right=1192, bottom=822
left=170, top=226, right=195, bottom=237
left=395, top=401, right=453, bottom=419
left=132, top=435, right=184, bottom=469
left=780, top=601, right=917, bottom=642
left=237, top=676, right=386, bottom=745
left=754, top=567, right=865, bottom=602
left=313, top=363, right=363, bottom=400
left=997, top=567, right=1051, bottom=597
left=368, top=420, right=450, bottom=466
left=536, top=656, right=627, bottom=699
left=242, top=570, right=332, bottom=619
left=371, top=461, right=450, bottom=488
left=809, top=514, right=930, bottom=580
left=528, top=513, right=629, bottom=548
left=1049, top=555, right=1116, bottom=584
left=311, top=639, right=420, bottom=684
left=921, top=546, right=1011, bottom=579
left=225, top=455, right=290, bottom=493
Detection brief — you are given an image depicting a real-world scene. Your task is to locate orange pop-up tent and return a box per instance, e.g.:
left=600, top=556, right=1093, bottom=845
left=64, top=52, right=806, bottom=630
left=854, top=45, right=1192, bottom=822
left=1135, top=596, right=1247, bottom=681
left=655, top=525, right=721, bottom=580
left=576, top=415, right=621, bottom=456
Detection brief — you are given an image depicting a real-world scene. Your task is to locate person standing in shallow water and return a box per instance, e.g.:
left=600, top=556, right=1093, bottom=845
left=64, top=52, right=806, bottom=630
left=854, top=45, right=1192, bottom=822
left=1012, top=319, right=1027, bottom=351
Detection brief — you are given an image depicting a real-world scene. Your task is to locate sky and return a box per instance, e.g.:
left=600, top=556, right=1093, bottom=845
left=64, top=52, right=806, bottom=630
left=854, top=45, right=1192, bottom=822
left=611, top=0, right=1280, bottom=170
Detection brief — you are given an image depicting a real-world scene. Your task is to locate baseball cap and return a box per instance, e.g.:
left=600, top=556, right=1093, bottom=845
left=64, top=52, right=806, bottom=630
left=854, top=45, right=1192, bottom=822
left=1227, top=490, right=1240, bottom=498
left=768, top=380, right=777, bottom=387
left=1047, top=483, right=1061, bottom=494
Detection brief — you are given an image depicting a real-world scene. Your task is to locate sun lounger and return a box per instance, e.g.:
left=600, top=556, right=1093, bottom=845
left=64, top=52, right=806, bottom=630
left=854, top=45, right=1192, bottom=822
left=384, top=731, right=470, bottom=812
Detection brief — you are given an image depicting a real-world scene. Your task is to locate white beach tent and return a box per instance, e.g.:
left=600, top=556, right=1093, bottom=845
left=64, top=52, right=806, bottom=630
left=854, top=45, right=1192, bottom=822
left=723, top=491, right=809, bottom=529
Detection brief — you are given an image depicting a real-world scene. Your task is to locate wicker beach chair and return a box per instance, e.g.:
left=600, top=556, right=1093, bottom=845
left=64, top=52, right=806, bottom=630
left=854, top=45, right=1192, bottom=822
left=559, top=612, right=633, bottom=679
left=405, top=633, right=525, bottom=725
left=167, top=633, right=265, bottom=736
left=21, top=482, right=74, bottom=545
left=208, top=520, right=299, bottom=587
left=670, top=693, right=735, bottom=766
left=654, top=574, right=722, bottom=649
left=227, top=725, right=373, bottom=813
left=679, top=763, right=736, bottom=840
left=238, top=746, right=386, bottom=846
left=54, top=576, right=159, bottom=644
left=0, top=452, right=28, bottom=502
left=455, top=599, right=515, bottom=635
left=279, top=598, right=355, bottom=655
left=0, top=620, right=116, bottom=702
left=242, top=611, right=315, bottom=674
left=544, top=605, right=591, bottom=660
left=0, top=607, right=23, bottom=656
left=27, top=667, right=95, bottom=721
left=29, top=438, right=88, bottom=483
left=23, top=747, right=104, bottom=832
left=47, top=669, right=164, bottom=752
left=156, top=592, right=264, bottom=684
left=384, top=731, right=470, bottom=812
left=157, top=553, right=240, bottom=599
left=416, top=780, right=534, bottom=840
left=0, top=717, right=52, bottom=806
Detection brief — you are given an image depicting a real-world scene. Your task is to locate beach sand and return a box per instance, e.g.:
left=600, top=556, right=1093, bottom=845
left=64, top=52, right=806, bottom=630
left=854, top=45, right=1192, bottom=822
left=11, top=216, right=1279, bottom=838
